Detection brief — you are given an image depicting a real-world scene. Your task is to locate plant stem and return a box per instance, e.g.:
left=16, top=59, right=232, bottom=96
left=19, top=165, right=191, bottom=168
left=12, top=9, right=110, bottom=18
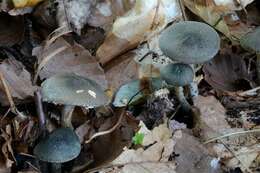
left=175, top=86, right=191, bottom=111
left=35, top=91, right=46, bottom=137
left=51, top=163, right=61, bottom=173
left=61, top=105, right=75, bottom=128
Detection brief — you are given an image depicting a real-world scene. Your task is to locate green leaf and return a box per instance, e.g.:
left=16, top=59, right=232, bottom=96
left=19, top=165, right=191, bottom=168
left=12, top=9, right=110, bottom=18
left=132, top=132, right=144, bottom=145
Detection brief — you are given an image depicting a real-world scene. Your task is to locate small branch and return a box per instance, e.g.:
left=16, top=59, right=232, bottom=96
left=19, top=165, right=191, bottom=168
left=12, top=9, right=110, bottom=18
left=178, top=0, right=187, bottom=21
left=204, top=129, right=260, bottom=144
left=0, top=72, right=26, bottom=121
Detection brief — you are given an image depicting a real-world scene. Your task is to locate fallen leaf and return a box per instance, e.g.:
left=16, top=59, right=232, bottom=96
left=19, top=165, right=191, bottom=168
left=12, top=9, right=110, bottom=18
left=203, top=48, right=253, bottom=92
left=193, top=95, right=231, bottom=139
left=0, top=58, right=37, bottom=105
left=56, top=0, right=96, bottom=34
left=33, top=37, right=108, bottom=89
left=109, top=122, right=176, bottom=173
left=97, top=0, right=181, bottom=65
left=0, top=13, right=24, bottom=46
left=105, top=51, right=139, bottom=92
left=12, top=0, right=43, bottom=8
left=183, top=0, right=251, bottom=41
left=173, top=131, right=222, bottom=173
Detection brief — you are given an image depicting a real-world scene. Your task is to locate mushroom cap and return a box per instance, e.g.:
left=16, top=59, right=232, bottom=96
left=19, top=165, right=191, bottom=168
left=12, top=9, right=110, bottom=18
left=159, top=21, right=220, bottom=64
left=240, top=27, right=260, bottom=53
left=34, top=128, right=81, bottom=163
left=41, top=73, right=109, bottom=108
left=113, top=78, right=164, bottom=107
left=160, top=63, right=194, bottom=86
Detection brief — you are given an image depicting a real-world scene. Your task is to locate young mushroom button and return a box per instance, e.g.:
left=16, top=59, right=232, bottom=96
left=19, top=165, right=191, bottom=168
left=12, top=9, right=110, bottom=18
left=240, top=27, right=260, bottom=84
left=41, top=73, right=109, bottom=128
left=160, top=63, right=194, bottom=111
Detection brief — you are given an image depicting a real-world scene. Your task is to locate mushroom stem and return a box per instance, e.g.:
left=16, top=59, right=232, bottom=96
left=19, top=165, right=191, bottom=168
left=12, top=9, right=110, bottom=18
left=256, top=54, right=260, bottom=84
left=188, top=64, right=199, bottom=100
left=175, top=86, right=191, bottom=111
left=50, top=163, right=61, bottom=173
left=61, top=105, right=75, bottom=128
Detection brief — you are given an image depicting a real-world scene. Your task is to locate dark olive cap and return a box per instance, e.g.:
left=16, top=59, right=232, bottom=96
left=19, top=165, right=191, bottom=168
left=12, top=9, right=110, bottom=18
left=160, top=63, right=194, bottom=86
left=41, top=73, right=109, bottom=108
left=34, top=128, right=81, bottom=163
left=240, top=27, right=260, bottom=53
left=159, top=21, right=220, bottom=64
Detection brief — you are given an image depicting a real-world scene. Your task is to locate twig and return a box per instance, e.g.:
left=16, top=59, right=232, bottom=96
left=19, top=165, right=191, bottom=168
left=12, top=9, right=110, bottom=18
left=204, top=129, right=260, bottom=144
left=84, top=161, right=174, bottom=173
left=238, top=86, right=260, bottom=97
left=85, top=89, right=145, bottom=144
left=0, top=72, right=26, bottom=120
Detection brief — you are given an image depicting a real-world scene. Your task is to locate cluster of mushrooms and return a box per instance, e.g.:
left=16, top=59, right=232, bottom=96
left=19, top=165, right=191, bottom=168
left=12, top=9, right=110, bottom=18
left=34, top=74, right=109, bottom=172
left=159, top=21, right=220, bottom=111
left=33, top=21, right=260, bottom=172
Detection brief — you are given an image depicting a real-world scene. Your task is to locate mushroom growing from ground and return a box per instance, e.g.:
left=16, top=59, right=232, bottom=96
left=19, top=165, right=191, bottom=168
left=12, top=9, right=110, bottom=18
left=41, top=73, right=109, bottom=128
left=113, top=78, right=164, bottom=107
left=34, top=127, right=81, bottom=173
left=159, top=21, right=220, bottom=98
left=240, top=27, right=260, bottom=84
left=160, top=63, right=194, bottom=111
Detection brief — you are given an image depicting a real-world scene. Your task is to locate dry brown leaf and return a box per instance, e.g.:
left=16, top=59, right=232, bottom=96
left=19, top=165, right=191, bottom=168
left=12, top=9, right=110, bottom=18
left=203, top=48, right=252, bottom=92
left=183, top=0, right=252, bottom=41
left=173, top=131, right=222, bottom=173
left=105, top=51, right=139, bottom=92
left=0, top=125, right=15, bottom=171
left=97, top=0, right=181, bottom=65
left=193, top=95, right=231, bottom=139
left=0, top=13, right=24, bottom=46
left=33, top=37, right=108, bottom=89
left=109, top=122, right=176, bottom=173
left=0, top=58, right=37, bottom=105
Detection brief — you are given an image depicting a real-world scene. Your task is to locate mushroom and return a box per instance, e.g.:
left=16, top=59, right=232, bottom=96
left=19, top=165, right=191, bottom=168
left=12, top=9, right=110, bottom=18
left=41, top=73, right=109, bottom=128
left=159, top=21, right=220, bottom=98
left=113, top=78, right=164, bottom=107
left=34, top=127, right=81, bottom=173
left=160, top=63, right=194, bottom=111
left=240, top=27, right=260, bottom=84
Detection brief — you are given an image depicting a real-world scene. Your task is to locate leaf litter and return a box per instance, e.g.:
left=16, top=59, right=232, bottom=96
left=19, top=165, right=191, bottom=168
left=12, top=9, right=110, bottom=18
left=0, top=0, right=260, bottom=173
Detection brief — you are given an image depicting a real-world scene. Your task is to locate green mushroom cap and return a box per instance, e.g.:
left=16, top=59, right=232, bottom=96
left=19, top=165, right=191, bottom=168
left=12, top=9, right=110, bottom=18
left=34, top=128, right=81, bottom=163
left=41, top=73, right=109, bottom=108
left=240, top=27, right=260, bottom=54
left=160, top=63, right=194, bottom=86
left=113, top=78, right=164, bottom=107
left=159, top=21, right=220, bottom=64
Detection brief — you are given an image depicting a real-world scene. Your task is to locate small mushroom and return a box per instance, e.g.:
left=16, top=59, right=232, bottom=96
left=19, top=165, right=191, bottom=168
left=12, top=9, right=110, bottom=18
left=160, top=63, right=194, bottom=111
left=113, top=78, right=164, bottom=107
left=159, top=21, right=220, bottom=98
left=240, top=27, right=260, bottom=83
left=41, top=73, right=109, bottom=128
left=34, top=127, right=81, bottom=173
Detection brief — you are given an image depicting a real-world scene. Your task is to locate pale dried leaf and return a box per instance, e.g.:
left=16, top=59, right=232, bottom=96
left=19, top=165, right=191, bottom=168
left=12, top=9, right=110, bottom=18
left=0, top=58, right=36, bottom=105
left=97, top=0, right=181, bottom=65
left=173, top=131, right=222, bottom=173
left=33, top=37, right=107, bottom=89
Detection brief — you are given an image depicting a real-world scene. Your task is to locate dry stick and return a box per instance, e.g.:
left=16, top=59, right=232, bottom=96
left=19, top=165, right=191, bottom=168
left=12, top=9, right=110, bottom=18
left=0, top=72, right=26, bottom=120
left=204, top=128, right=260, bottom=144
left=84, top=161, right=174, bottom=173
left=85, top=89, right=145, bottom=144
